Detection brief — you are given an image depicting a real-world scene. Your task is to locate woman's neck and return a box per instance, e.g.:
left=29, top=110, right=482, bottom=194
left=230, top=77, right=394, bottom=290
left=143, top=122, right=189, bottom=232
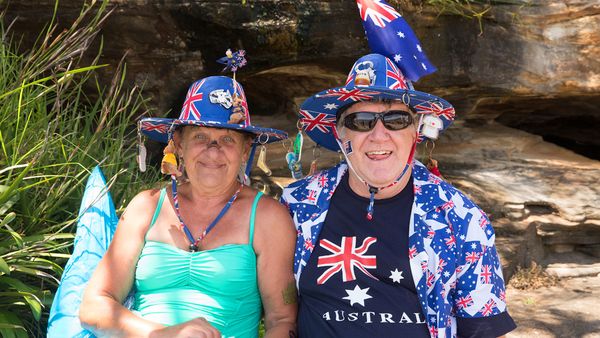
left=177, top=179, right=241, bottom=206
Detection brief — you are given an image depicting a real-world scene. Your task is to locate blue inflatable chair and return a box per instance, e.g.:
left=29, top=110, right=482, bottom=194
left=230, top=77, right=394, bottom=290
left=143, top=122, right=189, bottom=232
left=47, top=166, right=118, bottom=337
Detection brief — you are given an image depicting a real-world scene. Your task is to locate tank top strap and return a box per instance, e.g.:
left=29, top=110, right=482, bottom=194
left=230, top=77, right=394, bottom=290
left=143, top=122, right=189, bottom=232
left=248, top=191, right=263, bottom=246
left=147, top=188, right=167, bottom=237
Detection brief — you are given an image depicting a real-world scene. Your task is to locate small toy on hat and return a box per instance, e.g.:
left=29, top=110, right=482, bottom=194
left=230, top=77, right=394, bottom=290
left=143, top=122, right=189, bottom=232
left=161, top=139, right=182, bottom=177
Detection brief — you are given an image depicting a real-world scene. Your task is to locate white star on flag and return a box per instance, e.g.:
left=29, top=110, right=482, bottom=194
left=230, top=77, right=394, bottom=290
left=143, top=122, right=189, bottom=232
left=422, top=63, right=427, bottom=70
left=343, top=285, right=372, bottom=307
left=394, top=54, right=402, bottom=62
left=397, top=31, right=405, bottom=38
left=389, top=268, right=404, bottom=283
left=417, top=44, right=422, bottom=52
left=324, top=103, right=339, bottom=110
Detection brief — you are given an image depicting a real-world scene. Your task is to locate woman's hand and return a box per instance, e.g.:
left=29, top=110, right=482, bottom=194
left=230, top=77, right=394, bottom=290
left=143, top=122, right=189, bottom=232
left=149, top=318, right=221, bottom=338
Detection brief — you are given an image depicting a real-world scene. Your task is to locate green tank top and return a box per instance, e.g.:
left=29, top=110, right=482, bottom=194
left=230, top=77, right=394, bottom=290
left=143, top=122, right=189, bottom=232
left=132, top=189, right=263, bottom=338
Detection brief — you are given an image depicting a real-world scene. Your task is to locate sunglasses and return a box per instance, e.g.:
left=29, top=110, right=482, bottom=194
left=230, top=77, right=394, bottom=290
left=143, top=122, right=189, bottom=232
left=342, top=110, right=414, bottom=132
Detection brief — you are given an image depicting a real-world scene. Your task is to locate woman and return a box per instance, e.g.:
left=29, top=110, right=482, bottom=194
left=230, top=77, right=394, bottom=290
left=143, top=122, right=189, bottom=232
left=80, top=76, right=297, bottom=337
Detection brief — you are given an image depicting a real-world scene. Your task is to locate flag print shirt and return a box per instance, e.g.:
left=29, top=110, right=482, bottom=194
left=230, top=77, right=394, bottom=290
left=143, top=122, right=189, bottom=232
left=281, top=161, right=516, bottom=338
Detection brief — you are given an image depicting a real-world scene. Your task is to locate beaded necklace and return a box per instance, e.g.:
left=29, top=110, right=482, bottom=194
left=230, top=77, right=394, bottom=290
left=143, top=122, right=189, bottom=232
left=171, top=176, right=243, bottom=252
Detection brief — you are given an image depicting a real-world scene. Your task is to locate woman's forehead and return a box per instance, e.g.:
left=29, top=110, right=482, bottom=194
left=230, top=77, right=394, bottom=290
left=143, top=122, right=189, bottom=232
left=184, top=126, right=237, bottom=135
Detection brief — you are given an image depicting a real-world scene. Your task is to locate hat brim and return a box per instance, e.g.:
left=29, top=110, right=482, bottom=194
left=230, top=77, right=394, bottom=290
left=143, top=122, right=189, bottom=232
left=300, top=85, right=454, bottom=151
left=139, top=117, right=288, bottom=144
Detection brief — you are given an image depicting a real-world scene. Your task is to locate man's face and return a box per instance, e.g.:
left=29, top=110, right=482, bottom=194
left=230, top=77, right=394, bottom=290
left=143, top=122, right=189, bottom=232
left=338, top=100, right=416, bottom=187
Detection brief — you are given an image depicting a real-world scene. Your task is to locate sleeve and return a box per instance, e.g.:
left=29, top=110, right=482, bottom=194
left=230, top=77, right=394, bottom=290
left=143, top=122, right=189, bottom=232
left=449, top=192, right=516, bottom=336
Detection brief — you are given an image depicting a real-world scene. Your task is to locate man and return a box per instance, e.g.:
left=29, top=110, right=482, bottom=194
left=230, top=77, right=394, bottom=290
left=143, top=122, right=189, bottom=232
left=281, top=53, right=516, bottom=337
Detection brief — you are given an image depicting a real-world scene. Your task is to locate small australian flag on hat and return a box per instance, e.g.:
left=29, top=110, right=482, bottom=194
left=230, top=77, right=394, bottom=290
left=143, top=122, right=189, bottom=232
left=356, top=0, right=436, bottom=82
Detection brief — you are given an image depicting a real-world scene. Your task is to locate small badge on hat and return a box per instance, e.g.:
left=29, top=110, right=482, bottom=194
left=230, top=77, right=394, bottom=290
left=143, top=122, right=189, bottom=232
left=420, top=115, right=444, bottom=140
left=209, top=89, right=233, bottom=109
left=354, top=61, right=376, bottom=87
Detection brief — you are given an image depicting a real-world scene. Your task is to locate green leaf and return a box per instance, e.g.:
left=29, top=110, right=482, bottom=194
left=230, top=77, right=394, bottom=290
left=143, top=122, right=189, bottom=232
left=0, top=212, right=16, bottom=227
left=23, top=295, right=42, bottom=321
left=0, top=257, right=9, bottom=275
left=0, top=311, right=28, bottom=338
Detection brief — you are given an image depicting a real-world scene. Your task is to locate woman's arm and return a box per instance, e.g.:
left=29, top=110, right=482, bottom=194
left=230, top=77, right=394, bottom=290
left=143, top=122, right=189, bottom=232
left=254, top=196, right=298, bottom=338
left=79, top=190, right=165, bottom=337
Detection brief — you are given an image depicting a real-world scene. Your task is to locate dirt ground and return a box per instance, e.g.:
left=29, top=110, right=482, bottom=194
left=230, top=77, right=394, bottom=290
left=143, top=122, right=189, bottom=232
left=506, top=275, right=600, bottom=338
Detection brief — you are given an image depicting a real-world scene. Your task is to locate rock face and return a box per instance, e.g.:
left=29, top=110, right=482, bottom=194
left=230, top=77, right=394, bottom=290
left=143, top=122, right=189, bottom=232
left=3, top=0, right=599, bottom=277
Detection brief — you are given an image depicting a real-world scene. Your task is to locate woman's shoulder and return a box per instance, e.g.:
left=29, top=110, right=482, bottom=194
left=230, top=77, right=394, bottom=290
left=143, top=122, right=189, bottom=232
left=122, top=188, right=166, bottom=219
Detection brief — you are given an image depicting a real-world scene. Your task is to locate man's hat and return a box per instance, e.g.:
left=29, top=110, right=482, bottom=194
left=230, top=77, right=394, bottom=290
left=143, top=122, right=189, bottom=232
left=139, top=76, right=287, bottom=144
left=299, top=53, right=455, bottom=151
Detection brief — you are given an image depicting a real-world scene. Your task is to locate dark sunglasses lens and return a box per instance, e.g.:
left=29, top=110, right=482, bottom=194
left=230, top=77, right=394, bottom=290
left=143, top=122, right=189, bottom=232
left=344, top=112, right=376, bottom=131
left=382, top=111, right=413, bottom=130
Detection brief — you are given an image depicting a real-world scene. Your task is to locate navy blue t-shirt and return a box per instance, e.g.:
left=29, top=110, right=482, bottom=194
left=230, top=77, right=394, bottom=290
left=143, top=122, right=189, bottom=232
left=298, top=173, right=430, bottom=337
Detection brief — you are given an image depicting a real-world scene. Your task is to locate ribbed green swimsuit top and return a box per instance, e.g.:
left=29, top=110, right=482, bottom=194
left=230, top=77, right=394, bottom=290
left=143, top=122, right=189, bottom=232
left=133, top=189, right=263, bottom=338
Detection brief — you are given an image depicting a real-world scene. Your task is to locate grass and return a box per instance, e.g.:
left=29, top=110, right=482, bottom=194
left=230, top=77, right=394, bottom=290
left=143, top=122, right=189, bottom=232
left=0, top=1, right=160, bottom=336
left=509, top=261, right=559, bottom=290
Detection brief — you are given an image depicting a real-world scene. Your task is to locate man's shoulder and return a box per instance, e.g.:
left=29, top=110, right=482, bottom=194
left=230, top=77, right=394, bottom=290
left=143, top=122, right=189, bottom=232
left=412, top=161, right=482, bottom=212
left=282, top=163, right=345, bottom=193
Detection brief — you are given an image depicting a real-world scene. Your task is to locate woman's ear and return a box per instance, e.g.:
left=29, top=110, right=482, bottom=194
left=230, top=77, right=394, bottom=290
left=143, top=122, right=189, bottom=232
left=172, top=129, right=184, bottom=154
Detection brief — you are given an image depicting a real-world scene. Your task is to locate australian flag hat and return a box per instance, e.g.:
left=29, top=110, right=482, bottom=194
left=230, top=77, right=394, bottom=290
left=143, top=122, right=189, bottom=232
left=299, top=53, right=455, bottom=152
left=139, top=76, right=287, bottom=144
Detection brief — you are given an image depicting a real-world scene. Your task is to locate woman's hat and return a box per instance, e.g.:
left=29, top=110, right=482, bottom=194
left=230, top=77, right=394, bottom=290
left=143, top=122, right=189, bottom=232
left=139, top=76, right=287, bottom=144
left=299, top=53, right=455, bottom=151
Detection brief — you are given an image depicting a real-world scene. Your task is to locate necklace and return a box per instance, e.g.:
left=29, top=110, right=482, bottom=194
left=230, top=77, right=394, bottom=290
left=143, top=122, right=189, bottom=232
left=171, top=177, right=243, bottom=252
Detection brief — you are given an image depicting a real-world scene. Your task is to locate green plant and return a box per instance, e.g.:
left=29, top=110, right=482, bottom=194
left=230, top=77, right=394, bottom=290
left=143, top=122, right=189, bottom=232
left=424, top=0, right=530, bottom=33
left=0, top=1, right=159, bottom=336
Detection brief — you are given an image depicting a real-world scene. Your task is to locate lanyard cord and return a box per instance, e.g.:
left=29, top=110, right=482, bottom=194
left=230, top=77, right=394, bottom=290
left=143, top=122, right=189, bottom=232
left=335, top=129, right=418, bottom=220
left=171, top=175, right=243, bottom=252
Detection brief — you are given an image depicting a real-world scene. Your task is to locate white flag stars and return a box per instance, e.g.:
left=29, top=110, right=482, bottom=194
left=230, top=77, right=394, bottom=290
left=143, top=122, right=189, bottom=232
left=324, top=103, right=339, bottom=110
left=389, top=268, right=404, bottom=283
left=343, top=285, right=372, bottom=307
left=397, top=31, right=405, bottom=38
left=394, top=54, right=402, bottom=62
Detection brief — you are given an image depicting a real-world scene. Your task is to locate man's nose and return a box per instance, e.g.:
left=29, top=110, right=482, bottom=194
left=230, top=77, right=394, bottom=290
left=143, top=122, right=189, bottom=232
left=369, top=119, right=389, bottom=139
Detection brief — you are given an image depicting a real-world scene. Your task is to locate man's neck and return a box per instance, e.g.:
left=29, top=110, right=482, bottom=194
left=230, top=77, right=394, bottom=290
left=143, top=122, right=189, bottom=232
left=347, top=167, right=412, bottom=200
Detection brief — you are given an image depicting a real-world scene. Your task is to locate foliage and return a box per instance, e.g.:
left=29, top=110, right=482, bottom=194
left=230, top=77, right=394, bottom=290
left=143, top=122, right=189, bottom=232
left=509, top=261, right=559, bottom=290
left=423, top=0, right=530, bottom=33
left=0, top=0, right=159, bottom=336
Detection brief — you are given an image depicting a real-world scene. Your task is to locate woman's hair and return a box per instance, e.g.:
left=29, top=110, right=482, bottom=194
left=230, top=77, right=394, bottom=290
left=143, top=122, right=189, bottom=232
left=176, top=125, right=254, bottom=142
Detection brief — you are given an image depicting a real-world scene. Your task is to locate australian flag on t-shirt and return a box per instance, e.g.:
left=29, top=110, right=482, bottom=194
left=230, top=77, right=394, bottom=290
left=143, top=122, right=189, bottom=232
left=298, top=174, right=430, bottom=337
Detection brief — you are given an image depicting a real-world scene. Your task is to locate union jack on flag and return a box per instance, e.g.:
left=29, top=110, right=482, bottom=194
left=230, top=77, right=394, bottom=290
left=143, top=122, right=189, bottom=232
left=299, top=110, right=336, bottom=133
left=356, top=0, right=436, bottom=82
left=414, top=101, right=456, bottom=120
left=316, top=236, right=378, bottom=284
left=181, top=79, right=205, bottom=120
left=141, top=121, right=170, bottom=133
left=321, top=88, right=378, bottom=102
left=357, top=0, right=400, bottom=28
left=385, top=57, right=408, bottom=90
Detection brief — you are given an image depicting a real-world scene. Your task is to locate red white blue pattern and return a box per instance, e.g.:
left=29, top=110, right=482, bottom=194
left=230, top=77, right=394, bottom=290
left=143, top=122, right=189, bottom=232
left=281, top=161, right=510, bottom=338
left=181, top=79, right=205, bottom=120
left=139, top=76, right=287, bottom=144
left=316, top=236, right=378, bottom=284
left=357, top=0, right=401, bottom=28
left=357, top=0, right=436, bottom=82
left=299, top=54, right=455, bottom=152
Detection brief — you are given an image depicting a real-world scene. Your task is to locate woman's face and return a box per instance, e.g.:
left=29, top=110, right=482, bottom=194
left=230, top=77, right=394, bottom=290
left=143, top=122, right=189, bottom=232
left=175, top=126, right=251, bottom=189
